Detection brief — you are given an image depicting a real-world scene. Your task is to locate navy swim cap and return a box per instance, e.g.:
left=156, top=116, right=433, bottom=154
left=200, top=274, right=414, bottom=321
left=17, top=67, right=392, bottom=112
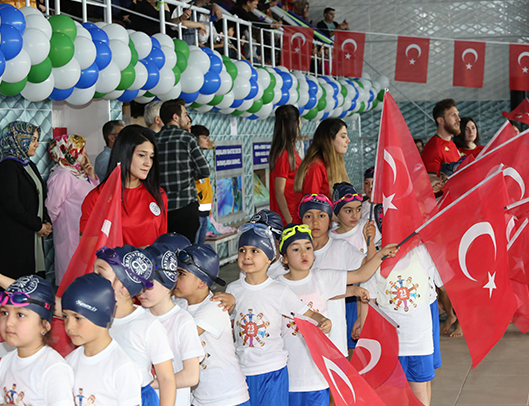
left=250, top=209, right=284, bottom=242
left=237, top=222, right=276, bottom=261
left=332, top=182, right=363, bottom=215
left=144, top=243, right=179, bottom=290
left=279, top=223, right=313, bottom=255
left=298, top=193, right=333, bottom=219
left=154, top=233, right=191, bottom=252
left=177, top=244, right=225, bottom=287
left=5, top=275, right=54, bottom=322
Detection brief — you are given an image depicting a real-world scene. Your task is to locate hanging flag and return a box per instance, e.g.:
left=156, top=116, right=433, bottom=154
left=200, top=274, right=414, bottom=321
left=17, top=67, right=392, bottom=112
left=294, top=317, right=386, bottom=406
left=57, top=164, right=123, bottom=296
left=477, top=121, right=518, bottom=158
left=417, top=170, right=518, bottom=367
left=395, top=36, right=430, bottom=83
left=510, top=44, right=529, bottom=91
left=372, top=91, right=438, bottom=277
left=453, top=40, right=486, bottom=88
left=333, top=31, right=366, bottom=77
left=281, top=26, right=314, bottom=71
left=351, top=304, right=424, bottom=406
left=502, top=98, right=529, bottom=126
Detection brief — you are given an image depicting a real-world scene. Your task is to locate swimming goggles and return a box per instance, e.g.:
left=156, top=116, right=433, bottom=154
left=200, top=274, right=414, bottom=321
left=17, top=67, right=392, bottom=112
left=176, top=249, right=226, bottom=286
left=279, top=224, right=312, bottom=253
left=0, top=291, right=52, bottom=310
left=97, top=247, right=154, bottom=289
left=238, top=222, right=275, bottom=241
left=333, top=193, right=363, bottom=205
left=300, top=193, right=333, bottom=205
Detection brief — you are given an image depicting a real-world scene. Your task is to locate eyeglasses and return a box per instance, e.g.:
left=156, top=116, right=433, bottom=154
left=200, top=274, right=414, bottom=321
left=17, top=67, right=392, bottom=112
left=279, top=224, right=312, bottom=253
left=176, top=249, right=226, bottom=286
left=333, top=193, right=363, bottom=205
left=97, top=247, right=154, bottom=289
left=300, top=193, right=332, bottom=205
left=0, top=291, right=51, bottom=310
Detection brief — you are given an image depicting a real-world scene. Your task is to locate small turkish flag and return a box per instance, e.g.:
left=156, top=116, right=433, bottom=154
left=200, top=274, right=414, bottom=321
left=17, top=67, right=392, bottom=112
left=333, top=31, right=366, bottom=78
left=281, top=26, right=314, bottom=71
left=510, top=44, right=529, bottom=91
left=418, top=170, right=518, bottom=367
left=502, top=98, right=529, bottom=126
left=395, top=36, right=430, bottom=83
left=453, top=41, right=486, bottom=88
left=478, top=121, right=518, bottom=158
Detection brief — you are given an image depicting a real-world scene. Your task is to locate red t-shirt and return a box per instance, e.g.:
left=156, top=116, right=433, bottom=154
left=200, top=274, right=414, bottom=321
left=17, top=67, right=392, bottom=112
left=269, top=150, right=302, bottom=226
left=458, top=145, right=484, bottom=159
left=81, top=183, right=168, bottom=247
left=422, top=135, right=461, bottom=175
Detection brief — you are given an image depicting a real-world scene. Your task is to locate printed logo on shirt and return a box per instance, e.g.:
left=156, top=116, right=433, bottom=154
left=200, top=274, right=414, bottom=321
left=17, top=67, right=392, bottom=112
left=122, top=250, right=153, bottom=284
left=284, top=301, right=319, bottom=336
left=236, top=309, right=270, bottom=347
left=161, top=251, right=178, bottom=283
left=75, top=388, right=96, bottom=405
left=199, top=340, right=210, bottom=370
left=444, top=146, right=450, bottom=151
left=386, top=275, right=420, bottom=312
left=150, top=202, right=161, bottom=216
left=3, top=383, right=21, bottom=405
left=8, top=276, right=39, bottom=294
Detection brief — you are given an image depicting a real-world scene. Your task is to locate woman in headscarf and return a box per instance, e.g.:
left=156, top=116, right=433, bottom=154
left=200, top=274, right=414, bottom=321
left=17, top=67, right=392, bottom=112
left=46, top=133, right=99, bottom=285
left=0, top=121, right=52, bottom=279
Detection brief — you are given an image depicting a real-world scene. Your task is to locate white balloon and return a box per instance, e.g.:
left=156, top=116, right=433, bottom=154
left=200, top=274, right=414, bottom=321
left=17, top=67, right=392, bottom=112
left=23, top=28, right=50, bottom=65
left=136, top=89, right=146, bottom=97
left=219, top=108, right=235, bottom=114
left=21, top=75, right=55, bottom=101
left=74, top=22, right=92, bottom=39
left=74, top=36, right=97, bottom=70
left=157, top=82, right=182, bottom=101
left=96, top=62, right=121, bottom=93
left=130, top=62, right=148, bottom=90
left=150, top=66, right=176, bottom=95
left=315, top=110, right=324, bottom=121
left=188, top=45, right=200, bottom=53
left=372, top=81, right=382, bottom=94
left=332, top=107, right=343, bottom=117
left=180, top=68, right=204, bottom=93
left=361, top=72, right=371, bottom=80
left=131, top=31, right=152, bottom=60
left=195, top=104, right=214, bottom=113
left=52, top=58, right=81, bottom=90
left=161, top=46, right=176, bottom=70
left=322, top=82, right=333, bottom=97
left=256, top=102, right=273, bottom=119
left=196, top=93, right=215, bottom=104
left=188, top=49, right=210, bottom=75
left=235, top=60, right=252, bottom=80
left=359, top=78, right=372, bottom=92
left=287, top=88, right=299, bottom=104
left=25, top=14, right=51, bottom=40
left=238, top=99, right=253, bottom=111
left=216, top=70, right=232, bottom=96
left=20, top=6, right=42, bottom=17
left=135, top=95, right=156, bottom=104
left=153, top=33, right=174, bottom=49
left=95, top=22, right=107, bottom=29
left=217, top=91, right=235, bottom=109
left=103, top=90, right=124, bottom=100
left=271, top=87, right=282, bottom=105
left=324, top=97, right=334, bottom=113
left=356, top=86, right=367, bottom=102
left=376, top=75, right=389, bottom=89
left=103, top=24, right=128, bottom=43
left=290, top=74, right=298, bottom=91
left=256, top=67, right=270, bottom=89
left=275, top=65, right=288, bottom=73
left=341, top=97, right=352, bottom=112
left=337, top=93, right=344, bottom=107
left=3, top=50, right=31, bottom=83
left=109, top=39, right=132, bottom=71
left=315, top=83, right=322, bottom=99
left=254, top=83, right=264, bottom=101
left=232, top=77, right=251, bottom=100
left=297, top=90, right=309, bottom=107
left=240, top=112, right=252, bottom=118
left=66, top=84, right=96, bottom=106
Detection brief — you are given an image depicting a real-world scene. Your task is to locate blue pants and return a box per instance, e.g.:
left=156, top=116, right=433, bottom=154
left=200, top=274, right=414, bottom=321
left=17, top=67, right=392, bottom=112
left=141, top=384, right=159, bottom=406
left=398, top=354, right=435, bottom=383
left=195, top=215, right=209, bottom=244
left=289, top=388, right=330, bottom=406
left=193, top=401, right=250, bottom=406
left=346, top=297, right=357, bottom=349
left=246, top=366, right=289, bottom=406
left=430, top=301, right=442, bottom=369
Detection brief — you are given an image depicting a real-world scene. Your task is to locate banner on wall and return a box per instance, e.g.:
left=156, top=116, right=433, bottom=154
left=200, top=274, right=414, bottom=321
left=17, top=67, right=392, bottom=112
left=215, top=142, right=245, bottom=222
left=252, top=140, right=272, bottom=169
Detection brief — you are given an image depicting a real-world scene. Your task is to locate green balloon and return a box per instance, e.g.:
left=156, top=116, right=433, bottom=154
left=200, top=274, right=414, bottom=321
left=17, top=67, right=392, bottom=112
left=340, top=84, right=347, bottom=98
left=268, top=71, right=276, bottom=88
left=377, top=89, right=384, bottom=102
left=0, top=78, right=28, bottom=97
left=262, top=87, right=274, bottom=104
left=372, top=99, right=379, bottom=109
left=172, top=65, right=181, bottom=85
left=48, top=14, right=77, bottom=41
left=94, top=92, right=107, bottom=99
left=231, top=109, right=244, bottom=116
left=129, top=43, right=139, bottom=67
left=49, top=32, right=74, bottom=68
left=225, top=61, right=237, bottom=82
left=303, top=107, right=318, bottom=120
left=190, top=102, right=202, bottom=109
left=175, top=51, right=188, bottom=73
left=145, top=91, right=155, bottom=98
left=358, top=102, right=366, bottom=113
left=248, top=99, right=263, bottom=113
left=28, top=57, right=52, bottom=84
left=117, top=64, right=136, bottom=90
left=317, top=97, right=327, bottom=111
left=356, top=80, right=364, bottom=89
left=208, top=94, right=224, bottom=106
left=173, top=39, right=190, bottom=59
left=321, top=87, right=327, bottom=99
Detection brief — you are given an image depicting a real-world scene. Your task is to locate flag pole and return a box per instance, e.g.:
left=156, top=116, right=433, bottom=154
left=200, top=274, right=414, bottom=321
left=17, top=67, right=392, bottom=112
left=366, top=201, right=374, bottom=246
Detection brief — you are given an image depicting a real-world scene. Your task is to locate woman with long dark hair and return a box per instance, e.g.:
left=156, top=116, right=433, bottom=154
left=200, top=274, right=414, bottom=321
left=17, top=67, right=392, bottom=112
left=269, top=105, right=302, bottom=225
left=81, top=125, right=167, bottom=247
left=453, top=117, right=484, bottom=158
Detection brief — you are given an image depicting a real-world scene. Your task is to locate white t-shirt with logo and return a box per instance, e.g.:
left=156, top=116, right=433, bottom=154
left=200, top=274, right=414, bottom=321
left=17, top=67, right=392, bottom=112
left=226, top=277, right=309, bottom=376
left=313, top=238, right=366, bottom=356
left=277, top=270, right=347, bottom=392
left=109, top=306, right=174, bottom=385
left=66, top=339, right=142, bottom=406
left=149, top=304, right=205, bottom=406
left=0, top=345, right=74, bottom=406
left=329, top=217, right=382, bottom=253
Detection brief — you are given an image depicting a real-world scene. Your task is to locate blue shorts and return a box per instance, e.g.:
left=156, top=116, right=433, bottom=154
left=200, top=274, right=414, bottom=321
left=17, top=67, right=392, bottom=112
left=141, top=384, right=159, bottom=406
left=289, top=388, right=330, bottom=406
left=194, top=401, right=250, bottom=406
left=430, top=301, right=442, bottom=369
left=346, top=297, right=357, bottom=349
left=398, top=354, right=435, bottom=383
left=246, top=366, right=289, bottom=406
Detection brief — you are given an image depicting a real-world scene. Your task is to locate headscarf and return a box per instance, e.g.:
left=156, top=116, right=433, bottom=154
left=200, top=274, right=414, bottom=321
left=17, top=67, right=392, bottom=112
left=49, top=133, right=88, bottom=180
left=0, top=121, right=41, bottom=165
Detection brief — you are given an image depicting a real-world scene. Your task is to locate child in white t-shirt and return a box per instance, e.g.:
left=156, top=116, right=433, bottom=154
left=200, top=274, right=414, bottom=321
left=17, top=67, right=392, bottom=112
left=173, top=244, right=250, bottom=406
left=94, top=245, right=176, bottom=406
left=360, top=167, right=375, bottom=220
left=139, top=242, right=205, bottom=406
left=226, top=223, right=333, bottom=406
left=0, top=275, right=74, bottom=406
left=62, top=273, right=142, bottom=406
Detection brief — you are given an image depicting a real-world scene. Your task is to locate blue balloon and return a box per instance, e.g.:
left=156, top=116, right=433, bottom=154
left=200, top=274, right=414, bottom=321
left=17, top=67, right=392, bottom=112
left=77, top=62, right=99, bottom=89
left=208, top=54, right=222, bottom=74
left=339, top=110, right=348, bottom=118
left=348, top=101, right=357, bottom=112
left=151, top=37, right=161, bottom=49
left=0, top=50, right=5, bottom=77
left=330, top=82, right=339, bottom=97
left=200, top=71, right=221, bottom=95
left=368, top=89, right=375, bottom=103
left=180, top=90, right=199, bottom=103
left=279, top=71, right=292, bottom=90
left=278, top=89, right=289, bottom=105
left=332, top=97, right=338, bottom=109
left=146, top=47, right=165, bottom=70
left=0, top=3, right=12, bottom=9
left=212, top=106, right=221, bottom=111
left=82, top=22, right=97, bottom=31
left=201, top=47, right=213, bottom=55
left=94, top=40, right=112, bottom=70
left=49, top=87, right=74, bottom=101
left=306, top=78, right=318, bottom=94
left=0, top=5, right=26, bottom=35
left=86, top=26, right=109, bottom=43
left=348, top=83, right=359, bottom=101
left=118, top=89, right=139, bottom=102
left=230, top=98, right=244, bottom=108
left=298, top=106, right=305, bottom=116
left=140, top=60, right=160, bottom=90
left=245, top=79, right=258, bottom=100
left=247, top=114, right=258, bottom=120
left=304, top=92, right=317, bottom=110
left=0, top=24, right=23, bottom=61
left=321, top=112, right=330, bottom=120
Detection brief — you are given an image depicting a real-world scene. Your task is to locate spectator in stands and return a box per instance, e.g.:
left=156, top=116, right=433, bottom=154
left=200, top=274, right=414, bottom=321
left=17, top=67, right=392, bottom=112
left=128, top=0, right=191, bottom=37
left=414, top=138, right=424, bottom=154
left=144, top=101, right=164, bottom=134
left=173, top=0, right=219, bottom=46
left=453, top=117, right=484, bottom=158
left=95, top=120, right=125, bottom=180
left=421, top=98, right=462, bottom=176
left=214, top=20, right=243, bottom=60
left=316, top=7, right=348, bottom=39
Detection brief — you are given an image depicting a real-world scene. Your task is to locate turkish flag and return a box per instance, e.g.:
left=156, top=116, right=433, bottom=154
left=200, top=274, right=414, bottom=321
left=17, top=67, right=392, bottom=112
left=281, top=26, right=314, bottom=71
left=418, top=170, right=518, bottom=367
left=351, top=304, right=423, bottom=406
left=395, top=37, right=430, bottom=83
left=478, top=121, right=518, bottom=158
left=510, top=44, right=529, bottom=91
left=511, top=281, right=529, bottom=334
left=453, top=41, right=486, bottom=88
left=333, top=31, right=366, bottom=78
left=294, top=317, right=386, bottom=406
left=57, top=164, right=123, bottom=296
left=502, top=98, right=529, bottom=126
left=372, top=92, right=438, bottom=277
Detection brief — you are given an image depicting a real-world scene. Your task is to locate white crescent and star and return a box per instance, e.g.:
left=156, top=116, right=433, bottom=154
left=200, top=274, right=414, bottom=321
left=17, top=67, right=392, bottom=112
left=383, top=193, right=397, bottom=215
left=462, top=48, right=478, bottom=70
left=405, top=44, right=421, bottom=65
left=291, top=32, right=306, bottom=53
left=355, top=338, right=382, bottom=375
left=503, top=167, right=526, bottom=201
left=384, top=150, right=397, bottom=184
left=518, top=51, right=529, bottom=73
left=341, top=38, right=358, bottom=53
left=323, top=356, right=356, bottom=403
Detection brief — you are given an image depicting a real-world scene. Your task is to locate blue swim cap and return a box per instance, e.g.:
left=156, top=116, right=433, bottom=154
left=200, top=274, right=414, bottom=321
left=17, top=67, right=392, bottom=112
left=177, top=244, right=225, bottom=287
left=332, top=182, right=363, bottom=215
left=279, top=223, right=313, bottom=255
left=96, top=245, right=155, bottom=297
left=154, top=233, right=191, bottom=252
left=298, top=193, right=334, bottom=219
left=364, top=167, right=374, bottom=179
left=144, top=243, right=179, bottom=290
left=250, top=209, right=284, bottom=241
left=237, top=222, right=276, bottom=261
left=61, top=273, right=116, bottom=328
left=5, top=275, right=54, bottom=322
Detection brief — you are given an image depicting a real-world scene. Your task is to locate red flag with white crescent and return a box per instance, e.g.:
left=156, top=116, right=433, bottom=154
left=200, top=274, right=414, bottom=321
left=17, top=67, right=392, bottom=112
left=281, top=26, right=314, bottom=71
left=478, top=121, right=518, bottom=158
left=333, top=31, right=366, bottom=77
left=395, top=36, right=430, bottom=83
left=453, top=40, right=486, bottom=88
left=502, top=98, right=529, bottom=126
left=510, top=44, right=529, bottom=91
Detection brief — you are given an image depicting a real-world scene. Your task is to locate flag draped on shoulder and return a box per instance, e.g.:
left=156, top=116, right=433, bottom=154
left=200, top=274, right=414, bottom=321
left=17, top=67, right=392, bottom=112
left=333, top=31, right=366, bottom=78
left=281, top=26, right=314, bottom=71
left=395, top=37, right=430, bottom=83
left=453, top=41, right=486, bottom=88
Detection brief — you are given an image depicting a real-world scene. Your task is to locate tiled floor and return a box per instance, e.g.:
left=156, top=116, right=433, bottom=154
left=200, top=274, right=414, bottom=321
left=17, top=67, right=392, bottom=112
left=218, top=262, right=529, bottom=406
